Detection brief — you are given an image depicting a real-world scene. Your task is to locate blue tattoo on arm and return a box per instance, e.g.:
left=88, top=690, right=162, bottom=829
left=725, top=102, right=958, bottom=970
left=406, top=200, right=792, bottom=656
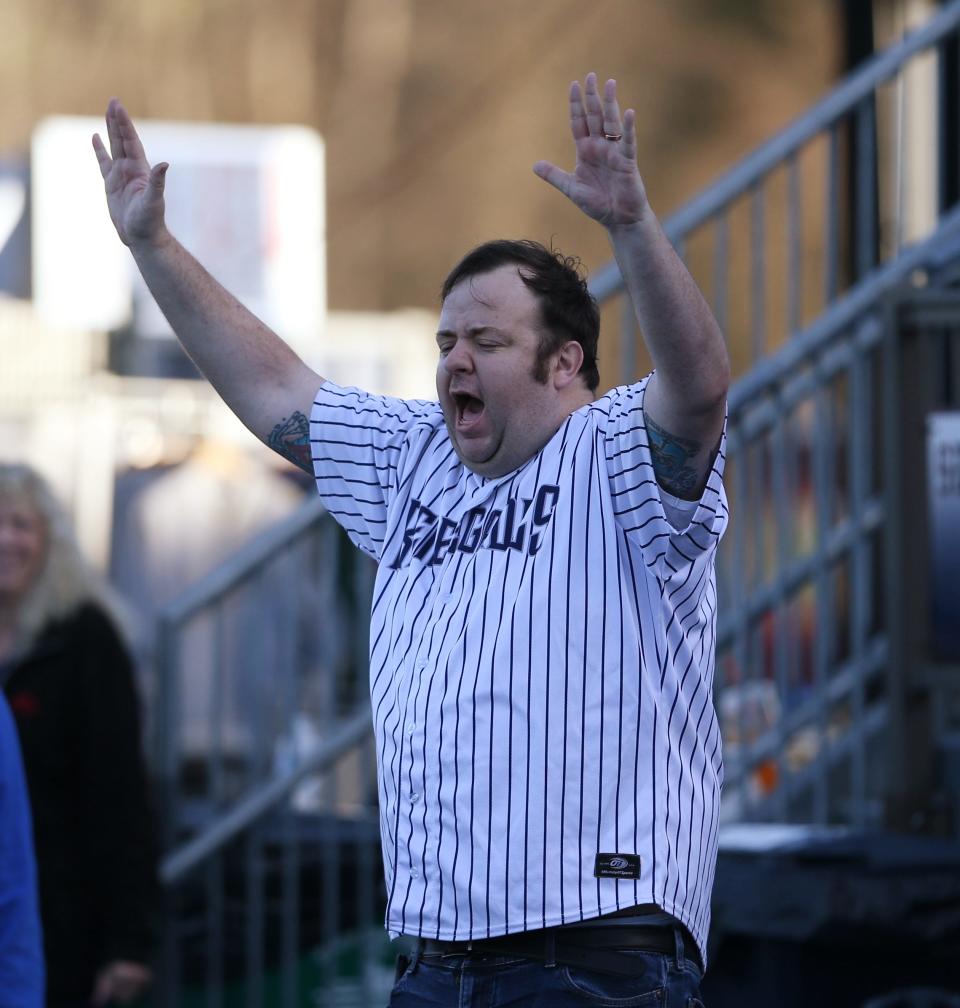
left=646, top=416, right=701, bottom=499
left=267, top=411, right=313, bottom=475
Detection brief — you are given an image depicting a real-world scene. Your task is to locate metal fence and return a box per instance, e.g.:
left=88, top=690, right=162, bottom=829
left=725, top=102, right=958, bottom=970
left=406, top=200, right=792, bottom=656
left=153, top=498, right=375, bottom=848
left=155, top=707, right=394, bottom=1008
left=153, top=499, right=392, bottom=1007
left=715, top=204, right=960, bottom=827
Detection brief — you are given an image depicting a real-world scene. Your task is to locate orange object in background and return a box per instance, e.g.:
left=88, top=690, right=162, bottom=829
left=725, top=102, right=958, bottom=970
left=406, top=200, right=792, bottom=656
left=755, top=759, right=779, bottom=795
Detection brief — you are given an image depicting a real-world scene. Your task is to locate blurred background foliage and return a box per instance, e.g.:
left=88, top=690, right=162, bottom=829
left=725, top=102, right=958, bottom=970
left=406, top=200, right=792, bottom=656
left=0, top=0, right=838, bottom=312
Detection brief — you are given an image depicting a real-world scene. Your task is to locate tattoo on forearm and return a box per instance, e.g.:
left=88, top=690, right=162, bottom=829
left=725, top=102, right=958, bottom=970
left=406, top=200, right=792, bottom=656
left=646, top=416, right=701, bottom=499
left=268, top=411, right=313, bottom=475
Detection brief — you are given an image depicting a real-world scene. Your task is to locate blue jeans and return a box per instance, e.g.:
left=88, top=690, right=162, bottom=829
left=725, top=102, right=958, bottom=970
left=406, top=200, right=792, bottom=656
left=387, top=936, right=705, bottom=1007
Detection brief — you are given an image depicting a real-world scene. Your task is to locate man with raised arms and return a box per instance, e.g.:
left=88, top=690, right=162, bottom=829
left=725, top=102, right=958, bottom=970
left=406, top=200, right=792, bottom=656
left=95, top=73, right=729, bottom=1007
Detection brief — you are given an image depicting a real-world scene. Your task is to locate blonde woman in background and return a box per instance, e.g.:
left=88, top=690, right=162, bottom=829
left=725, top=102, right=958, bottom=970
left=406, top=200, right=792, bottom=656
left=0, top=463, right=158, bottom=1008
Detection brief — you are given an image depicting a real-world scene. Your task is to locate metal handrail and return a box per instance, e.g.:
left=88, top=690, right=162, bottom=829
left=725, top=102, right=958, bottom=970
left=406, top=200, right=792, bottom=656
left=161, top=494, right=326, bottom=623
left=160, top=705, right=372, bottom=884
left=152, top=488, right=375, bottom=853
left=588, top=0, right=960, bottom=302
left=728, top=201, right=960, bottom=413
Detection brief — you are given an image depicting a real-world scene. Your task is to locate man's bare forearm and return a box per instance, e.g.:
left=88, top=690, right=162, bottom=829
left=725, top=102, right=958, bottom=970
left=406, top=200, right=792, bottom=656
left=607, top=211, right=729, bottom=499
left=129, top=228, right=322, bottom=460
left=608, top=212, right=729, bottom=418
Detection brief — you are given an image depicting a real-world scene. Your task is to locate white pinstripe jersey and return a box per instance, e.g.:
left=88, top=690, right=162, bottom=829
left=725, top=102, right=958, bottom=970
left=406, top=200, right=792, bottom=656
left=310, top=374, right=728, bottom=964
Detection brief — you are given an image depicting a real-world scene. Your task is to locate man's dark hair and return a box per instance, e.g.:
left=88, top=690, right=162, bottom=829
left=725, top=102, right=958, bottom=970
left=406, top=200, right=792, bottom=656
left=440, top=239, right=600, bottom=392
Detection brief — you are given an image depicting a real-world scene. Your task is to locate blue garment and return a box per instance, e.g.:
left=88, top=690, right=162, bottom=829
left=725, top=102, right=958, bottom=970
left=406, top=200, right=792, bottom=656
left=388, top=941, right=704, bottom=1007
left=0, top=693, right=44, bottom=1006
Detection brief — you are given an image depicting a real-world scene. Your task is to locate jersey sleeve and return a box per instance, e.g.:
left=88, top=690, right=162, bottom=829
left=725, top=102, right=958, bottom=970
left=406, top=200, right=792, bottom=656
left=310, top=382, right=439, bottom=560
left=599, top=375, right=728, bottom=574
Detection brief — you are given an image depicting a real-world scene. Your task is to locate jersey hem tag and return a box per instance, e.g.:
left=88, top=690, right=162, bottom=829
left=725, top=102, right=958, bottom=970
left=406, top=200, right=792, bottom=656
left=594, top=853, right=641, bottom=879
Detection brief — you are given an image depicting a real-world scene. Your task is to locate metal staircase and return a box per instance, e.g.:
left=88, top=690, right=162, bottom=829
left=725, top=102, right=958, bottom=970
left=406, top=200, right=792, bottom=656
left=150, top=4, right=960, bottom=1004
left=591, top=0, right=960, bottom=829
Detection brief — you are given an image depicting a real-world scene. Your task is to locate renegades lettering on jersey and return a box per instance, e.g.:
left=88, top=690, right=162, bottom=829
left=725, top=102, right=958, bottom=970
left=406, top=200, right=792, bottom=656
left=388, top=483, right=560, bottom=569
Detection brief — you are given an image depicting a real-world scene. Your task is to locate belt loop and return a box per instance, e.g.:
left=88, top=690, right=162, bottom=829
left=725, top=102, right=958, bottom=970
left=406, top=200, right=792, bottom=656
left=672, top=926, right=686, bottom=971
left=412, top=937, right=424, bottom=974
left=544, top=930, right=557, bottom=969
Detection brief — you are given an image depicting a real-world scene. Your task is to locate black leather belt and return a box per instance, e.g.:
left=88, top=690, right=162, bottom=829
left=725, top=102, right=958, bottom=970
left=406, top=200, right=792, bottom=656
left=419, top=923, right=702, bottom=978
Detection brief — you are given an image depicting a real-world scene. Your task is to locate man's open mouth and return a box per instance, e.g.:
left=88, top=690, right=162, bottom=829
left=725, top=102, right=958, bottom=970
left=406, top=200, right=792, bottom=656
left=453, top=392, right=485, bottom=427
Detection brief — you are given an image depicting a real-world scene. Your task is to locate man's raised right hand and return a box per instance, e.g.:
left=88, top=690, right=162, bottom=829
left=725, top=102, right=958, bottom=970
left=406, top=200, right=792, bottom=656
left=92, top=99, right=169, bottom=248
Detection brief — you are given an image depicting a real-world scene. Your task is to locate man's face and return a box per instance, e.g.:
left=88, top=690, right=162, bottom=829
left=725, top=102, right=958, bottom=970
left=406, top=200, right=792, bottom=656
left=436, top=264, right=573, bottom=478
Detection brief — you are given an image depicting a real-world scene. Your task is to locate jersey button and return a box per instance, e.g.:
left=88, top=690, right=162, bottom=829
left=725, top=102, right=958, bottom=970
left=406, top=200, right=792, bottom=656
left=410, top=868, right=420, bottom=879
left=410, top=793, right=420, bottom=804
